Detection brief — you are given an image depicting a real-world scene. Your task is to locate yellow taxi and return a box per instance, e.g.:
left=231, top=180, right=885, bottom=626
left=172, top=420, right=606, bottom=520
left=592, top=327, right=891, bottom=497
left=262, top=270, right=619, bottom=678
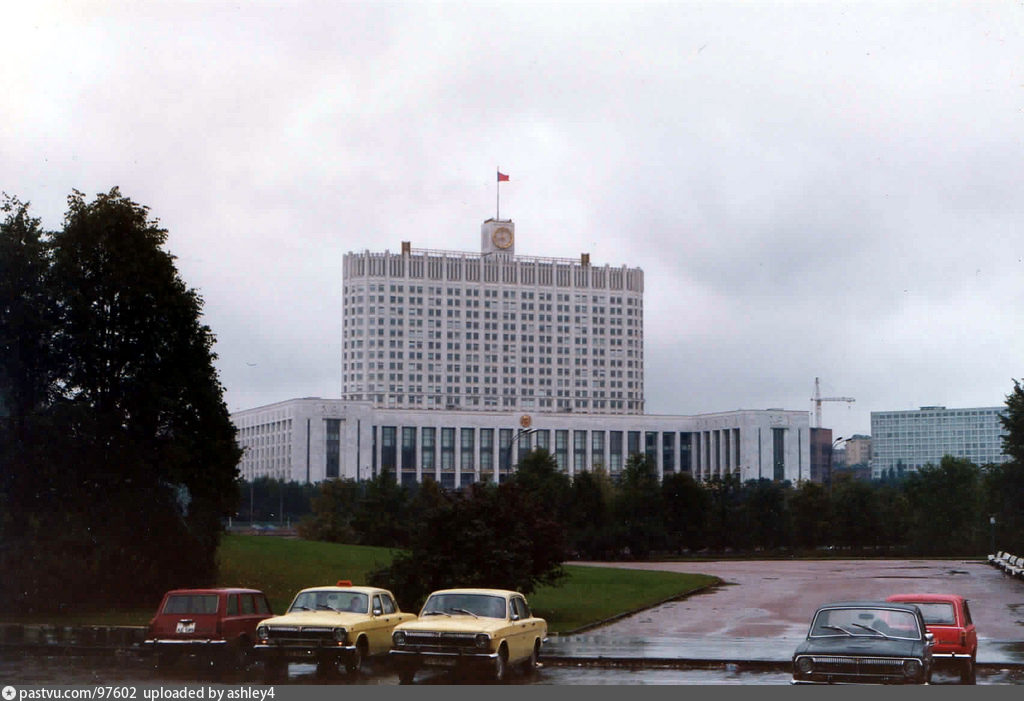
left=253, top=580, right=415, bottom=678
left=389, top=588, right=548, bottom=683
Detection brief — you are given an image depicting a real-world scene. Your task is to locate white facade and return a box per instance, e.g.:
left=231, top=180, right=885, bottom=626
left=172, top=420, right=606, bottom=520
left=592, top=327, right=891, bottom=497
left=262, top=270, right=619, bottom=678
left=870, top=405, right=1009, bottom=479
left=234, top=215, right=814, bottom=486
left=341, top=219, right=645, bottom=415
left=234, top=399, right=811, bottom=487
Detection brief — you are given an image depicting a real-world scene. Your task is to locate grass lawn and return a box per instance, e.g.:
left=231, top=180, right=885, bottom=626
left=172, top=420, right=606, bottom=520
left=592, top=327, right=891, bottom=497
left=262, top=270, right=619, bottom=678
left=3, top=535, right=719, bottom=634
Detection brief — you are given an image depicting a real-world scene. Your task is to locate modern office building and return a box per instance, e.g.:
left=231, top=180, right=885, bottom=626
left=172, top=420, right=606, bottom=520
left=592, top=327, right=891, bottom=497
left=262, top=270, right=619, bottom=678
left=341, top=219, right=645, bottom=414
left=233, top=216, right=813, bottom=486
left=870, top=406, right=1009, bottom=479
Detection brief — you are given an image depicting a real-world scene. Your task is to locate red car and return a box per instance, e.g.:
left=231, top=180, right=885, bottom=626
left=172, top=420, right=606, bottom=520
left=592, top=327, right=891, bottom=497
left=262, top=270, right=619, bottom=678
left=144, top=588, right=274, bottom=669
left=886, top=593, right=977, bottom=683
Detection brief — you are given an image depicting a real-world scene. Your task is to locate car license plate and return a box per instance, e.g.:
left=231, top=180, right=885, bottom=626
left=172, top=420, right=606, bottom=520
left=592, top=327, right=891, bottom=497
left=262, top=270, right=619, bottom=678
left=176, top=621, right=196, bottom=634
left=426, top=656, right=457, bottom=667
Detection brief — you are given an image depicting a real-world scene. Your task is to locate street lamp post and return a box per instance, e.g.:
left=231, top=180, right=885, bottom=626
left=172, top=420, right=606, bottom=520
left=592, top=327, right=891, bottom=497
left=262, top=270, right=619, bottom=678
left=501, top=428, right=537, bottom=483
left=828, top=436, right=845, bottom=496
left=990, top=515, right=997, bottom=557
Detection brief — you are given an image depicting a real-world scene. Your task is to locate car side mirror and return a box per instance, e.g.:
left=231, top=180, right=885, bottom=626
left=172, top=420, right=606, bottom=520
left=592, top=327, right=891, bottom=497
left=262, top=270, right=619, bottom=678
left=373, top=608, right=383, bottom=616
left=510, top=613, right=520, bottom=621
left=925, top=632, right=935, bottom=644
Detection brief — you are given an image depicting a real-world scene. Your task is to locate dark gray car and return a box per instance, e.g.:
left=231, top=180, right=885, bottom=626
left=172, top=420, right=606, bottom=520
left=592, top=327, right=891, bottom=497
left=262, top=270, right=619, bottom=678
left=792, top=601, right=934, bottom=684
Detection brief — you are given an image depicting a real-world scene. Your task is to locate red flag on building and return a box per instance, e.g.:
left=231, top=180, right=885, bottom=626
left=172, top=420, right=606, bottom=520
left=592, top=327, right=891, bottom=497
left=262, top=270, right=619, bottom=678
left=497, top=171, right=510, bottom=182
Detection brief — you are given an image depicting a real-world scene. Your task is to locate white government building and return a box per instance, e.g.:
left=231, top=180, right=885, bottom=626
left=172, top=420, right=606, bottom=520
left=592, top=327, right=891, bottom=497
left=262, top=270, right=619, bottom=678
left=233, top=218, right=811, bottom=486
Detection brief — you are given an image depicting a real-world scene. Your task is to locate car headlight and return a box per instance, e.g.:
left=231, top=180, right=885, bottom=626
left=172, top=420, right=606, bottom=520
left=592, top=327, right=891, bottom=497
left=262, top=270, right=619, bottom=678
left=393, top=631, right=406, bottom=647
left=474, top=633, right=490, bottom=650
left=903, top=659, right=923, bottom=678
left=333, top=627, right=348, bottom=643
left=257, top=626, right=268, bottom=640
left=796, top=657, right=814, bottom=674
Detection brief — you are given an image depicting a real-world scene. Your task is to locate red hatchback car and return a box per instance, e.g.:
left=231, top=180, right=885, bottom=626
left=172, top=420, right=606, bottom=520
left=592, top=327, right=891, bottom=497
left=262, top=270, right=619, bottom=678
left=886, top=593, right=977, bottom=683
left=144, top=588, right=274, bottom=669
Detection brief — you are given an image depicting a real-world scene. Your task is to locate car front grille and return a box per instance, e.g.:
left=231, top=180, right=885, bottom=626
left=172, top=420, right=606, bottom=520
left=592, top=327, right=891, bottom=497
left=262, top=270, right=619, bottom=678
left=812, top=655, right=906, bottom=675
left=400, top=631, right=480, bottom=653
left=263, top=627, right=336, bottom=646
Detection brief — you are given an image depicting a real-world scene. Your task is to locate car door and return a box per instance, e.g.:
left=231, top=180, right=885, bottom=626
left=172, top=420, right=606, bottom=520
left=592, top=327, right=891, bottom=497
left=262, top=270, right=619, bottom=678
left=961, top=600, right=978, bottom=657
left=367, top=593, right=393, bottom=655
left=509, top=596, right=533, bottom=662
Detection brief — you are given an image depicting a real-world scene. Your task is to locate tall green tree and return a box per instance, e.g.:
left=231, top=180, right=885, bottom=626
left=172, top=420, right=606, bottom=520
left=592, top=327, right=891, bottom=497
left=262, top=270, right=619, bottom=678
left=0, top=195, right=54, bottom=433
left=737, top=479, right=791, bottom=551
left=1, top=188, right=240, bottom=612
left=566, top=467, right=618, bottom=559
left=991, top=379, right=1024, bottom=553
left=369, top=480, right=567, bottom=611
left=351, top=469, right=412, bottom=547
left=904, top=456, right=983, bottom=555
left=614, top=454, right=666, bottom=558
left=788, top=480, right=831, bottom=550
left=830, top=472, right=880, bottom=550
left=297, top=477, right=362, bottom=543
left=661, top=472, right=709, bottom=553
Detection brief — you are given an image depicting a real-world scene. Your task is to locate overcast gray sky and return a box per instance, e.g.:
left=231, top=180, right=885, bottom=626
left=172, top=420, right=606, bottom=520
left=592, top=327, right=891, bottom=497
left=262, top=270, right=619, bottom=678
left=5, top=1, right=1023, bottom=442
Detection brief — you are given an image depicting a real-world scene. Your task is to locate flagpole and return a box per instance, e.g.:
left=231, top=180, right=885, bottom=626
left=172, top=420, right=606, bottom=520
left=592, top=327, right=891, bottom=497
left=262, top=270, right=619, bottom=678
left=496, top=167, right=500, bottom=220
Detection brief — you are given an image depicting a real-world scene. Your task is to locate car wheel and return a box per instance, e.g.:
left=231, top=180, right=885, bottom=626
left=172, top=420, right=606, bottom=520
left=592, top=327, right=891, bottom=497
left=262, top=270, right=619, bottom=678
left=961, top=658, right=976, bottom=685
left=315, top=657, right=339, bottom=677
left=521, top=642, right=540, bottom=675
left=494, top=646, right=509, bottom=682
left=224, top=638, right=250, bottom=671
left=345, top=639, right=367, bottom=675
left=263, top=659, right=286, bottom=682
left=154, top=649, right=177, bottom=670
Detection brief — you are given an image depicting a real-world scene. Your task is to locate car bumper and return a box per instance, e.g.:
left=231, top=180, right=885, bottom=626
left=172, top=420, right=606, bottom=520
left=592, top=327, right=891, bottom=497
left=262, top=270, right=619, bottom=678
left=792, top=674, right=926, bottom=685
left=141, top=639, right=229, bottom=654
left=253, top=643, right=357, bottom=661
left=389, top=648, right=498, bottom=668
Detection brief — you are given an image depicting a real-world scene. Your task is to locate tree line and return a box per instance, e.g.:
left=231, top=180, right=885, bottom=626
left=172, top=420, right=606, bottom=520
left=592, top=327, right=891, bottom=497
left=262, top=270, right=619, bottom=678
left=0, top=191, right=240, bottom=614
left=292, top=385, right=1024, bottom=609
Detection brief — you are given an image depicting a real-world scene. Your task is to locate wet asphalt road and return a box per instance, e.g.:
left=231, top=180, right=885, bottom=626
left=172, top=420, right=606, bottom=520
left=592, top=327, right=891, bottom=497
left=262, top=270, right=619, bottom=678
left=4, top=559, right=1024, bottom=686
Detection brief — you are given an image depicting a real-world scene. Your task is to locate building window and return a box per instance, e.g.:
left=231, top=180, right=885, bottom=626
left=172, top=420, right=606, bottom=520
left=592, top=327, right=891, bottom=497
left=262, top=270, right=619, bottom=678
left=679, top=432, right=692, bottom=474
left=628, top=431, right=641, bottom=460
left=422, top=427, right=436, bottom=474
left=325, top=419, right=340, bottom=479
left=461, top=428, right=475, bottom=473
left=441, top=427, right=455, bottom=471
left=591, top=430, right=605, bottom=471
left=401, top=427, right=416, bottom=472
left=609, top=431, right=623, bottom=473
left=555, top=430, right=569, bottom=472
left=773, top=428, right=786, bottom=481
left=662, top=432, right=675, bottom=473
left=480, top=428, right=494, bottom=478
left=381, top=426, right=397, bottom=474
left=499, top=428, right=513, bottom=473
left=645, top=431, right=658, bottom=466
left=573, top=430, right=587, bottom=473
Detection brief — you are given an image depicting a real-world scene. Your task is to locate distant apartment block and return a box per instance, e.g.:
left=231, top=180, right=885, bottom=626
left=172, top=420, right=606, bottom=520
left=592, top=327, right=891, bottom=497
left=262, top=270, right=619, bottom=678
left=844, top=434, right=872, bottom=467
left=870, top=406, right=1008, bottom=479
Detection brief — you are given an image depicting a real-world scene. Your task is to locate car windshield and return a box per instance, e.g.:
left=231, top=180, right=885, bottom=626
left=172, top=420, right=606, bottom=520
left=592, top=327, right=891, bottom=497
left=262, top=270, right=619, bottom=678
left=909, top=602, right=956, bottom=625
left=288, top=590, right=368, bottom=614
left=810, top=607, right=921, bottom=640
left=420, top=593, right=507, bottom=619
left=163, top=594, right=219, bottom=615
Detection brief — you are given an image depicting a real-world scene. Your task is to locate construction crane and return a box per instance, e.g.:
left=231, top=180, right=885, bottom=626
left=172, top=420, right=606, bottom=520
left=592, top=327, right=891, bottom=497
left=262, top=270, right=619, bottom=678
left=811, top=377, right=855, bottom=428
